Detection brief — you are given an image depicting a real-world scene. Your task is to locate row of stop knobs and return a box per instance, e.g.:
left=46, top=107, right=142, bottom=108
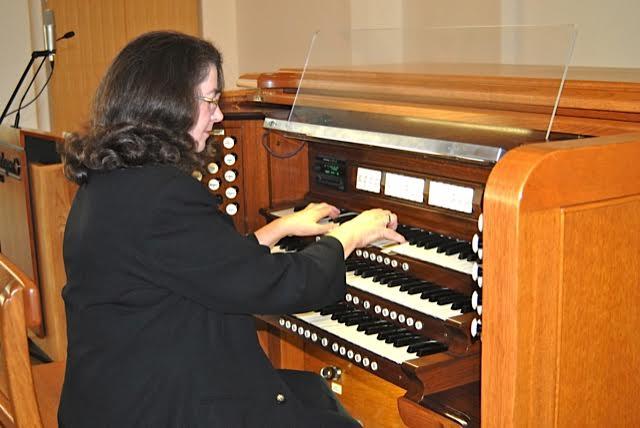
left=192, top=135, right=241, bottom=216
left=471, top=214, right=483, bottom=340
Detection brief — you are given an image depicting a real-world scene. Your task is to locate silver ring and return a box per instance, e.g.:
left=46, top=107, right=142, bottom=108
left=387, top=214, right=392, bottom=226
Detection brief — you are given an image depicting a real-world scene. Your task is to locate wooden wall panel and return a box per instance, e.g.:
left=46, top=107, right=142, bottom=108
left=48, top=0, right=128, bottom=135
left=48, top=0, right=200, bottom=135
left=124, top=0, right=201, bottom=39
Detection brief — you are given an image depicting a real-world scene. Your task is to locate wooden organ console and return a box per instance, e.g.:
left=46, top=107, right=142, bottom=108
left=211, top=60, right=640, bottom=425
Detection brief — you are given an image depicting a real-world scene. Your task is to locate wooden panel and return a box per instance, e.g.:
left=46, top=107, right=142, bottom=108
left=236, top=120, right=271, bottom=233
left=28, top=163, right=77, bottom=361
left=556, top=198, right=640, bottom=427
left=398, top=397, right=463, bottom=428
left=255, top=323, right=407, bottom=427
left=267, top=132, right=309, bottom=206
left=31, top=361, right=66, bottom=428
left=0, top=266, right=41, bottom=427
left=48, top=0, right=128, bottom=134
left=0, top=133, right=35, bottom=281
left=304, top=344, right=406, bottom=428
left=48, top=0, right=200, bottom=135
left=124, top=0, right=200, bottom=39
left=483, top=134, right=640, bottom=427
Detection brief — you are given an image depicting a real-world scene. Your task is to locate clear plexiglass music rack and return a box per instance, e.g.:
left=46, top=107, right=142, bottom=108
left=263, top=24, right=578, bottom=163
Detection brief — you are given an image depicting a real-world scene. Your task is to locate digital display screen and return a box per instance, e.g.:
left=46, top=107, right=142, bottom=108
left=316, top=156, right=346, bottom=177
left=314, top=156, right=347, bottom=191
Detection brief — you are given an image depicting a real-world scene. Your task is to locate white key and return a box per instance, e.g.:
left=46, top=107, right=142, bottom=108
left=292, top=311, right=416, bottom=364
left=346, top=272, right=462, bottom=320
left=381, top=242, right=474, bottom=274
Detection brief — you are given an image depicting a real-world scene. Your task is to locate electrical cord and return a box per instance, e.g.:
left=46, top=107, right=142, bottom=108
left=6, top=59, right=54, bottom=119
left=261, top=130, right=307, bottom=159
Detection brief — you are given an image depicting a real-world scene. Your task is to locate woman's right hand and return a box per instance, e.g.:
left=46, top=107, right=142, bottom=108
left=326, top=208, right=405, bottom=258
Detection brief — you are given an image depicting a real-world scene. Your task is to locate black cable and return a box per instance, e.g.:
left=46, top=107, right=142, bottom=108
left=7, top=58, right=53, bottom=117
left=13, top=57, right=49, bottom=127
left=261, top=130, right=307, bottom=159
left=3, top=31, right=72, bottom=120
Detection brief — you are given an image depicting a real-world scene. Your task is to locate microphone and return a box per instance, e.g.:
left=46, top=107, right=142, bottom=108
left=58, top=31, right=75, bottom=41
left=43, top=9, right=56, bottom=64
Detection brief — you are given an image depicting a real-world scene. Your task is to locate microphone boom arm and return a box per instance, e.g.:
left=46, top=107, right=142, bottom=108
left=0, top=49, right=53, bottom=126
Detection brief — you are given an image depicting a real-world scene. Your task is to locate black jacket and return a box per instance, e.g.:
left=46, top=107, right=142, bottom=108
left=58, top=164, right=353, bottom=427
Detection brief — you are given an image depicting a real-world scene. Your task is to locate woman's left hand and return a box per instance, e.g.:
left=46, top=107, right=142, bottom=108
left=279, top=202, right=340, bottom=237
left=254, top=202, right=340, bottom=247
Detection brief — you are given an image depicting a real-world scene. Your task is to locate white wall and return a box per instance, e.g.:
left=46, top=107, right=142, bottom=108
left=3, top=0, right=639, bottom=126
left=0, top=0, right=40, bottom=129
left=202, top=0, right=640, bottom=88
left=201, top=0, right=240, bottom=90
left=502, top=0, right=640, bottom=68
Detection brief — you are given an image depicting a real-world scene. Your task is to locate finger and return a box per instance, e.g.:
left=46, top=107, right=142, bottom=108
left=316, top=222, right=337, bottom=234
left=387, top=213, right=399, bottom=229
left=381, top=227, right=405, bottom=244
left=313, top=203, right=340, bottom=220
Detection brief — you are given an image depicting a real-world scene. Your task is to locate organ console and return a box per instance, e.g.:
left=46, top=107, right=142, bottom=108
left=213, top=26, right=640, bottom=427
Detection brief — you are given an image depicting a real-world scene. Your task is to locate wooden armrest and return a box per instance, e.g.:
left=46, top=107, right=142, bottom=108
left=0, top=253, right=43, bottom=333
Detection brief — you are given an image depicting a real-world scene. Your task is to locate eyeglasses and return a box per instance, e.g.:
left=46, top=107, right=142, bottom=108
left=196, top=95, right=220, bottom=110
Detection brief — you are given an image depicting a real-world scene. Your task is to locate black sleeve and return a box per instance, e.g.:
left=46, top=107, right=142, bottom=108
left=142, top=173, right=346, bottom=314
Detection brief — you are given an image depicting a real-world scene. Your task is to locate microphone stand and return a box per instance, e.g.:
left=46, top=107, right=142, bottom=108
left=0, top=49, right=52, bottom=127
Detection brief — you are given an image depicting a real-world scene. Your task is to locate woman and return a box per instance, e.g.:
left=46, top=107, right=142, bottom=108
left=58, top=31, right=403, bottom=427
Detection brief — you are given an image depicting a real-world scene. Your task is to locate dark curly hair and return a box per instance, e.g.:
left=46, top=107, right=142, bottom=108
left=60, top=31, right=224, bottom=184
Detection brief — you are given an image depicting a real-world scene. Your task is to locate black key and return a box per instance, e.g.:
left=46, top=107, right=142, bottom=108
left=335, top=311, right=366, bottom=323
left=397, top=280, right=428, bottom=291
left=330, top=308, right=354, bottom=320
left=364, top=323, right=395, bottom=335
left=379, top=273, right=408, bottom=284
left=319, top=303, right=347, bottom=315
left=384, top=331, right=416, bottom=344
left=334, top=212, right=358, bottom=224
left=407, top=231, right=431, bottom=245
left=437, top=295, right=469, bottom=306
left=393, top=335, right=425, bottom=347
left=466, top=253, right=479, bottom=262
left=353, top=265, right=377, bottom=276
left=420, top=288, right=452, bottom=300
left=420, top=236, right=447, bottom=249
left=346, top=263, right=368, bottom=273
left=451, top=298, right=472, bottom=310
left=458, top=248, right=473, bottom=259
left=407, top=283, right=441, bottom=295
left=398, top=226, right=424, bottom=243
left=360, top=267, right=389, bottom=278
left=444, top=242, right=470, bottom=255
left=345, top=260, right=369, bottom=271
left=407, top=339, right=439, bottom=353
left=377, top=328, right=408, bottom=341
left=345, top=315, right=374, bottom=326
left=372, top=271, right=401, bottom=282
left=414, top=234, right=441, bottom=248
left=416, top=343, right=448, bottom=357
left=424, top=289, right=454, bottom=300
left=459, top=304, right=474, bottom=313
left=356, top=319, right=388, bottom=331
left=387, top=276, right=414, bottom=287
left=435, top=239, right=461, bottom=253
